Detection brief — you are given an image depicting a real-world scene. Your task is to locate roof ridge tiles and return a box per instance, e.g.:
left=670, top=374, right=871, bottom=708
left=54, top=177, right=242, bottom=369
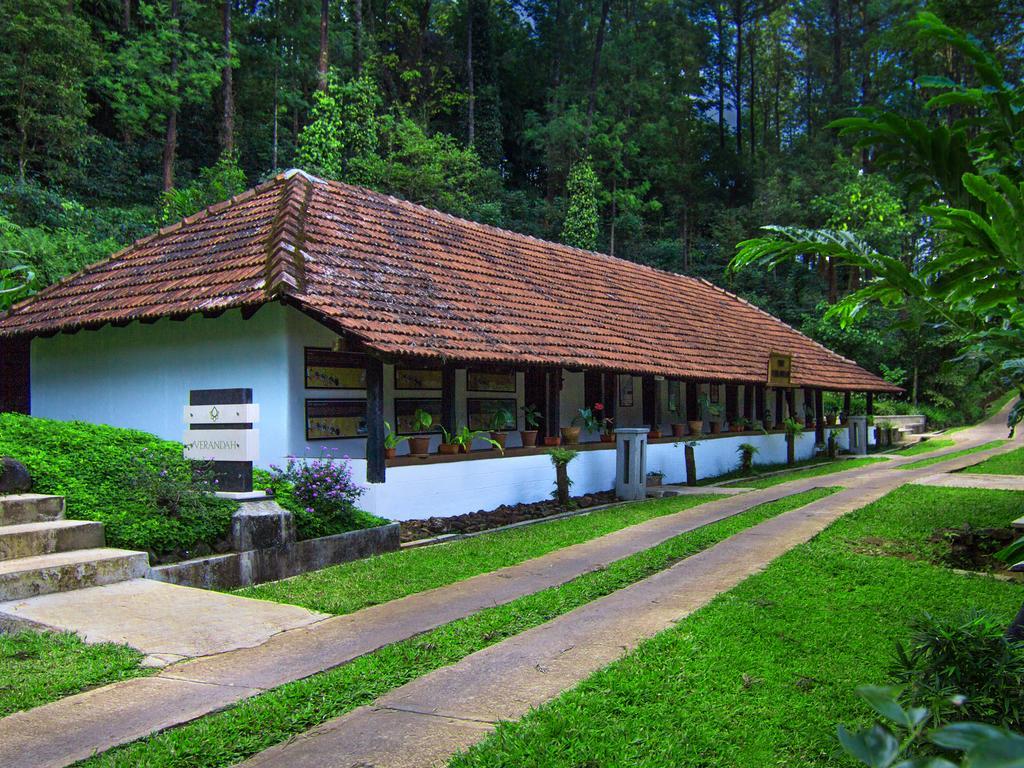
left=264, top=171, right=313, bottom=296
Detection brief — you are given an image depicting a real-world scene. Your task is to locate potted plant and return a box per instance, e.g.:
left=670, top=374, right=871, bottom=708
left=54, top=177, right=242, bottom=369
left=825, top=407, right=838, bottom=426
left=646, top=470, right=664, bottom=487
left=448, top=425, right=504, bottom=454
left=600, top=416, right=615, bottom=443
left=383, top=421, right=409, bottom=460
left=827, top=426, right=843, bottom=458
left=521, top=404, right=542, bottom=448
left=565, top=405, right=600, bottom=444
left=699, top=394, right=724, bottom=434
left=668, top=401, right=687, bottom=438
left=488, top=406, right=514, bottom=451
left=731, top=416, right=749, bottom=433
left=437, top=426, right=460, bottom=455
left=543, top=434, right=562, bottom=447
left=688, top=411, right=704, bottom=436
left=648, top=426, right=663, bottom=439
left=408, top=408, right=433, bottom=456
left=736, top=442, right=759, bottom=473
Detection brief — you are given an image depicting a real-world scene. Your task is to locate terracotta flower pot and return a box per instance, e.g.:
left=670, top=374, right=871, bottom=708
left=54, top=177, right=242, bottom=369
left=647, top=475, right=663, bottom=487
left=385, top=447, right=396, bottom=460
left=543, top=435, right=562, bottom=446
left=490, top=431, right=508, bottom=451
left=826, top=414, right=837, bottom=426
left=671, top=423, right=687, bottom=438
left=600, top=434, right=615, bottom=443
left=688, top=420, right=704, bottom=435
left=709, top=422, right=721, bottom=434
left=520, top=429, right=539, bottom=448
left=408, top=436, right=431, bottom=456
left=438, top=443, right=459, bottom=455
left=561, top=426, right=581, bottom=444
left=647, top=429, right=662, bottom=439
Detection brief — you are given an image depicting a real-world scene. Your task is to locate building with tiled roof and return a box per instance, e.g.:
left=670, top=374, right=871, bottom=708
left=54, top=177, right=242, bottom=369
left=0, top=169, right=897, bottom=519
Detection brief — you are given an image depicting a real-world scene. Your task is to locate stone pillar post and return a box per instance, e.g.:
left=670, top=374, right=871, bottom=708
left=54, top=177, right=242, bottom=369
left=614, top=427, right=649, bottom=501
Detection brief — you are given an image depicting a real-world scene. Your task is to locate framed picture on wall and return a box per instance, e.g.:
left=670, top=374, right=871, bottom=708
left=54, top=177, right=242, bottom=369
left=467, top=368, right=516, bottom=393
left=304, top=348, right=366, bottom=390
left=618, top=375, right=634, bottom=408
left=305, top=399, right=367, bottom=440
left=467, top=398, right=518, bottom=431
left=393, top=367, right=443, bottom=391
left=394, top=398, right=443, bottom=434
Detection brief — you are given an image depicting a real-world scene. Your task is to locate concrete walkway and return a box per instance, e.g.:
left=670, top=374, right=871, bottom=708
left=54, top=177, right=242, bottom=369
left=1, top=412, right=1018, bottom=768
left=913, top=472, right=1024, bottom=492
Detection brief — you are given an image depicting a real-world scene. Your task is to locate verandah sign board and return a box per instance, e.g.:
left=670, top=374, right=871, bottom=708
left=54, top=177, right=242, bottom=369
left=767, top=352, right=793, bottom=387
left=183, top=429, right=259, bottom=462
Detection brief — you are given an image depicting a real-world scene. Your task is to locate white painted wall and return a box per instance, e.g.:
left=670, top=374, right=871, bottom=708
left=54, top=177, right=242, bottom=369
left=353, top=428, right=833, bottom=521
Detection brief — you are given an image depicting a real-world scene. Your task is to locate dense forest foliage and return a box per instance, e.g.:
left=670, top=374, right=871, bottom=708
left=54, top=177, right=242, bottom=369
left=1, top=0, right=1022, bottom=424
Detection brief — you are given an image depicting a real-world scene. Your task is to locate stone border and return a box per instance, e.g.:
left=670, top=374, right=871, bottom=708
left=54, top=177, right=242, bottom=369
left=149, top=523, right=401, bottom=590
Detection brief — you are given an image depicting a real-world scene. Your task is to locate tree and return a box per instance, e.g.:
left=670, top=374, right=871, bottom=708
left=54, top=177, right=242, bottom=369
left=0, top=0, right=99, bottom=183
left=730, top=12, right=1024, bottom=434
left=562, top=159, right=600, bottom=250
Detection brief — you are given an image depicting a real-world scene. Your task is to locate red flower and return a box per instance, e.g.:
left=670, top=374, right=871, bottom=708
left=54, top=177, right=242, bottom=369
left=594, top=402, right=604, bottom=411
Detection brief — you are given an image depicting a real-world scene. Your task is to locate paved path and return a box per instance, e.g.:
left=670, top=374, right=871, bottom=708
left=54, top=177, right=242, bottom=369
left=2, top=411, right=1018, bottom=768
left=240, top=414, right=1022, bottom=768
left=914, top=472, right=1024, bottom=492
left=0, top=579, right=328, bottom=667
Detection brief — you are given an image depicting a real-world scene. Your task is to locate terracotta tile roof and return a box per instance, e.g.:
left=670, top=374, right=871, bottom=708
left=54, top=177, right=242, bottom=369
left=0, top=169, right=899, bottom=393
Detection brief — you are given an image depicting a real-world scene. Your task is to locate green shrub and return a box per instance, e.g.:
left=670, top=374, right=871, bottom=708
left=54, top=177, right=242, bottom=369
left=254, top=468, right=386, bottom=540
left=0, top=413, right=233, bottom=559
left=891, top=612, right=1024, bottom=729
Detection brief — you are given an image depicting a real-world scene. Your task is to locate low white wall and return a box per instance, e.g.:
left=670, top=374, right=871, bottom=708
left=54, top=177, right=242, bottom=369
left=353, top=429, right=833, bottom=521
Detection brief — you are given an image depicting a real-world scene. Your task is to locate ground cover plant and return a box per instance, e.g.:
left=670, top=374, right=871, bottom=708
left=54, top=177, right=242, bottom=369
left=894, top=438, right=955, bottom=457
left=238, top=491, right=720, bottom=614
left=0, top=631, right=147, bottom=717
left=963, top=447, right=1024, bottom=476
left=78, top=489, right=836, bottom=768
left=448, top=485, right=1024, bottom=768
left=898, top=441, right=1007, bottom=471
left=0, top=413, right=234, bottom=560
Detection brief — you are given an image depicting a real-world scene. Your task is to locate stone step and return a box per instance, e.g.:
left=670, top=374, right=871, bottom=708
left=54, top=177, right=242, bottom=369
left=0, top=494, right=65, bottom=526
left=0, top=548, right=149, bottom=601
left=0, top=520, right=105, bottom=562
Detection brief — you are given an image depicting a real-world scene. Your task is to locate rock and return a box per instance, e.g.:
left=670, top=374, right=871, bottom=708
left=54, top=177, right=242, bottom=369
left=0, top=457, right=32, bottom=493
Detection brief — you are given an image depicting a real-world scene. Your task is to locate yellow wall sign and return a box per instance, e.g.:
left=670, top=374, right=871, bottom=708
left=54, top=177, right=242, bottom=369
left=767, top=352, right=793, bottom=387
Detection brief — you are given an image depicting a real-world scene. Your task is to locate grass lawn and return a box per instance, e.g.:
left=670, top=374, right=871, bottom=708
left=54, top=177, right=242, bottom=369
left=715, top=457, right=887, bottom=489
left=449, top=484, right=1024, bottom=768
left=897, top=440, right=1007, bottom=470
left=238, top=492, right=724, bottom=614
left=893, top=437, right=955, bottom=456
left=79, top=489, right=836, bottom=768
left=0, top=631, right=147, bottom=717
left=963, top=446, right=1024, bottom=476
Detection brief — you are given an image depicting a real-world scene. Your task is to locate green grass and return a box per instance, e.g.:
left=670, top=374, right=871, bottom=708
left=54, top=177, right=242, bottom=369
left=963, top=446, right=1024, bottom=476
left=897, top=440, right=1007, bottom=470
left=0, top=631, right=147, bottom=717
left=237, top=493, right=723, bottom=614
left=449, top=484, right=1024, bottom=768
left=699, top=454, right=838, bottom=486
left=892, top=437, right=955, bottom=456
left=720, top=457, right=887, bottom=490
left=78, top=488, right=836, bottom=768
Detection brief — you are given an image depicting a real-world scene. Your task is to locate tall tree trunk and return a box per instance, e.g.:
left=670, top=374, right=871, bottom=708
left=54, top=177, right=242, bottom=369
left=584, top=0, right=611, bottom=146
left=317, top=0, right=329, bottom=91
left=466, top=0, right=475, bottom=146
left=220, top=0, right=234, bottom=154
left=272, top=39, right=279, bottom=169
left=123, top=0, right=131, bottom=31
left=716, top=3, right=726, bottom=150
left=352, top=0, right=363, bottom=75
left=828, top=0, right=842, bottom=125
left=748, top=23, right=756, bottom=161
left=609, top=178, right=617, bottom=257
left=733, top=0, right=743, bottom=156
left=162, top=0, right=180, bottom=191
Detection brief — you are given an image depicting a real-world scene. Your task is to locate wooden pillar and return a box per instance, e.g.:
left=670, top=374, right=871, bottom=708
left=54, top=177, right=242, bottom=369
left=866, top=391, right=874, bottom=418
left=0, top=337, right=30, bottom=414
left=603, top=372, right=617, bottom=422
left=785, top=388, right=795, bottom=421
left=755, top=385, right=765, bottom=425
left=685, top=380, right=698, bottom=422
left=441, top=364, right=457, bottom=433
left=774, top=388, right=784, bottom=428
left=743, top=385, right=755, bottom=421
left=365, top=356, right=385, bottom=483
left=642, top=376, right=657, bottom=429
left=814, top=389, right=825, bottom=444
left=546, top=369, right=561, bottom=439
left=843, top=391, right=852, bottom=421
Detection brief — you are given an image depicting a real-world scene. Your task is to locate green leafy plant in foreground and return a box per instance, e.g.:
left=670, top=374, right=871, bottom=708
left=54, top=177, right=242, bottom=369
left=838, top=686, right=1024, bottom=768
left=548, top=447, right=579, bottom=506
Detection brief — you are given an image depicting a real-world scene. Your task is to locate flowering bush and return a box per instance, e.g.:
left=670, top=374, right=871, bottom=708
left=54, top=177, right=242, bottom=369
left=270, top=449, right=365, bottom=539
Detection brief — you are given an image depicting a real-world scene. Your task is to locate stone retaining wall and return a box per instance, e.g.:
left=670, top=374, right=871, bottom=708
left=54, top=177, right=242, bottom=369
left=149, top=522, right=401, bottom=590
